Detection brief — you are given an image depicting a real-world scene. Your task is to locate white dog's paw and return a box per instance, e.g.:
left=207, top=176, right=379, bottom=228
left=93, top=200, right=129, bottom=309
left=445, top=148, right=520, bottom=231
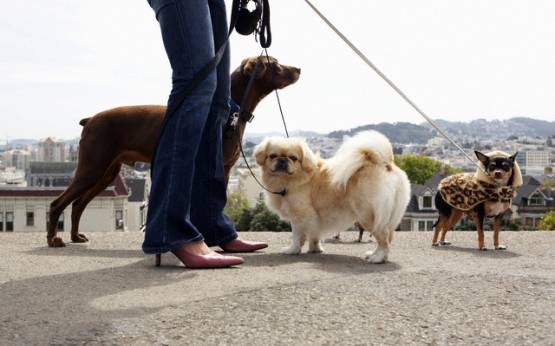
left=495, top=244, right=507, bottom=250
left=364, top=248, right=388, bottom=264
left=282, top=246, right=302, bottom=255
left=308, top=243, right=324, bottom=254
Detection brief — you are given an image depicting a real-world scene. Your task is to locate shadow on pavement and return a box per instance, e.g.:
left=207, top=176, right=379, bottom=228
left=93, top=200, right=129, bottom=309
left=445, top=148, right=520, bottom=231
left=243, top=252, right=401, bottom=274
left=432, top=244, right=520, bottom=258
left=26, top=246, right=144, bottom=258
left=0, top=257, right=199, bottom=343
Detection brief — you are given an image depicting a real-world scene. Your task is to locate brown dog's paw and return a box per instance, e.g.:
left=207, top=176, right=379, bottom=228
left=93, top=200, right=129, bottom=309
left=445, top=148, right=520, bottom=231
left=495, top=245, right=507, bottom=250
left=48, top=237, right=66, bottom=248
left=439, top=241, right=451, bottom=246
left=432, top=243, right=439, bottom=247
left=479, top=247, right=488, bottom=251
left=71, top=233, right=89, bottom=243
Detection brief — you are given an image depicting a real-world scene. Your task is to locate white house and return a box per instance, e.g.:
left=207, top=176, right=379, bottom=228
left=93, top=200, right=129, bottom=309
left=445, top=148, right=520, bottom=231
left=0, top=175, right=129, bottom=233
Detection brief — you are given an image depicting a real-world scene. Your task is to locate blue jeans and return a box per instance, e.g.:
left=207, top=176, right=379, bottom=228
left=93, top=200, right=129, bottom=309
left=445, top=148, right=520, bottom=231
left=143, top=0, right=237, bottom=254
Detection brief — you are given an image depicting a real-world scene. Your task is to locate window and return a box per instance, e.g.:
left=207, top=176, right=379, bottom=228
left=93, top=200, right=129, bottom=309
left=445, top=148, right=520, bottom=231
left=115, top=210, right=124, bottom=230
left=6, top=212, right=14, bottom=232
left=426, top=220, right=435, bottom=231
left=529, top=193, right=544, bottom=206
left=0, top=212, right=3, bottom=231
left=26, top=212, right=34, bottom=226
left=418, top=220, right=426, bottom=231
left=422, top=195, right=433, bottom=209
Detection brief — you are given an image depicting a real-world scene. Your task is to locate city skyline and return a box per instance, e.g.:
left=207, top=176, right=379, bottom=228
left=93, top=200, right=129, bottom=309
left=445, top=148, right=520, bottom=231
left=2, top=0, right=555, bottom=139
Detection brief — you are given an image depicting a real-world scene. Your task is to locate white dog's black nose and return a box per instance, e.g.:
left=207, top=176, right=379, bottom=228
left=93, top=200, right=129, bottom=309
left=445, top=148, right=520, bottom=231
left=275, top=158, right=289, bottom=171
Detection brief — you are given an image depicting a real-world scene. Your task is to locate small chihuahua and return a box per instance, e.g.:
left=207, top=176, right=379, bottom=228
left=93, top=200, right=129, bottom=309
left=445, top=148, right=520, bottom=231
left=433, top=150, right=522, bottom=250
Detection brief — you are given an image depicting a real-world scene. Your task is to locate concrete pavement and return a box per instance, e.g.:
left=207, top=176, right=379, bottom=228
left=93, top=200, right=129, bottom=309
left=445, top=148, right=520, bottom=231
left=1, top=231, right=554, bottom=345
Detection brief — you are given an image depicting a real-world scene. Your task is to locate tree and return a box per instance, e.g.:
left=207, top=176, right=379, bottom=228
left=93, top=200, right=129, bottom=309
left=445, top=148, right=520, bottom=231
left=249, top=200, right=291, bottom=232
left=394, top=155, right=462, bottom=185
left=224, top=190, right=250, bottom=225
left=236, top=208, right=253, bottom=232
left=539, top=211, right=555, bottom=231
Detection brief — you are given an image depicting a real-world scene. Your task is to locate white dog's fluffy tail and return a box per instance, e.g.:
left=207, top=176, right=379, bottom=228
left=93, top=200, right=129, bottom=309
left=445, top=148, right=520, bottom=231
left=327, top=131, right=394, bottom=188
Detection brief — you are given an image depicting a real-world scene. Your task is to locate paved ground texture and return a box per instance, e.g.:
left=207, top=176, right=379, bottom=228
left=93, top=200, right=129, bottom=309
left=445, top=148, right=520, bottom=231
left=1, top=231, right=554, bottom=346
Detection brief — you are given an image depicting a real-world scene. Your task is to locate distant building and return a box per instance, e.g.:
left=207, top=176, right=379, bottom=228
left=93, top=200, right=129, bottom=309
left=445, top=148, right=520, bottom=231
left=400, top=172, right=449, bottom=231
left=37, top=137, right=65, bottom=162
left=124, top=177, right=149, bottom=232
left=512, top=176, right=555, bottom=229
left=0, top=167, right=26, bottom=186
left=2, top=149, right=31, bottom=171
left=517, top=151, right=552, bottom=176
left=0, top=174, right=129, bottom=233
left=234, top=168, right=264, bottom=207
left=27, top=162, right=77, bottom=187
left=68, top=144, right=79, bottom=162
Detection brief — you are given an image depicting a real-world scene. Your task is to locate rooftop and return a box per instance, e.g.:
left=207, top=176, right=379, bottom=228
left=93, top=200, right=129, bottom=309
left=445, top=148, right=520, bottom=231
left=0, top=174, right=129, bottom=197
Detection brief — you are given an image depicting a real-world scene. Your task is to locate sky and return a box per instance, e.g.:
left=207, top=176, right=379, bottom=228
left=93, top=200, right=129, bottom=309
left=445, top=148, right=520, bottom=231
left=1, top=0, right=554, bottom=140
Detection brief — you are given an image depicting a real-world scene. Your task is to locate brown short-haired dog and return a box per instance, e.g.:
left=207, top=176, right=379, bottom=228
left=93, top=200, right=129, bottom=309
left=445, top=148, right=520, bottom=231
left=47, top=56, right=300, bottom=247
left=433, top=150, right=522, bottom=250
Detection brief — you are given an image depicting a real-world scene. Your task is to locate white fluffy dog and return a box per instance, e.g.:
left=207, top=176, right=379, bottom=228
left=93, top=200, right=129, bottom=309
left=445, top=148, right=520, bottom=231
left=254, top=131, right=411, bottom=263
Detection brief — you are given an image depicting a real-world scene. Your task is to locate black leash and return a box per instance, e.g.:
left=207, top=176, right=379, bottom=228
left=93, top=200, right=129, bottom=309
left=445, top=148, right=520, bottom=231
left=150, top=0, right=271, bottom=177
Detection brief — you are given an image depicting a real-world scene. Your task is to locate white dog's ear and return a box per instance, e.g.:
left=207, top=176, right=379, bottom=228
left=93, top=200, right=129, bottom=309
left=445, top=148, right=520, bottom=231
left=253, top=139, right=269, bottom=166
left=300, top=140, right=317, bottom=173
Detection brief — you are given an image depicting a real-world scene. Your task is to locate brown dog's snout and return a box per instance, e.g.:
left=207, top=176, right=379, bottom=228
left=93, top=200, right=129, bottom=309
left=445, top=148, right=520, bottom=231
left=494, top=171, right=503, bottom=178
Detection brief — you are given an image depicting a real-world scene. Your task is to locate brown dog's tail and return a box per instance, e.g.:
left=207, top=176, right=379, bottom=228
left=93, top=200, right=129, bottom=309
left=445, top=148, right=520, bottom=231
left=79, top=117, right=91, bottom=126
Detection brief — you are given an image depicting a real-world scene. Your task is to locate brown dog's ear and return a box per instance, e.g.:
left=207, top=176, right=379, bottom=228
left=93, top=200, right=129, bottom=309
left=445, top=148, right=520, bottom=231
left=253, top=139, right=269, bottom=166
left=242, top=57, right=267, bottom=78
left=474, top=151, right=489, bottom=167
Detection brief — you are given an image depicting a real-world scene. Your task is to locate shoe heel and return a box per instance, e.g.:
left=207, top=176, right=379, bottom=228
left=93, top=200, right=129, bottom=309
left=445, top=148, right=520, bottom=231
left=155, top=254, right=161, bottom=267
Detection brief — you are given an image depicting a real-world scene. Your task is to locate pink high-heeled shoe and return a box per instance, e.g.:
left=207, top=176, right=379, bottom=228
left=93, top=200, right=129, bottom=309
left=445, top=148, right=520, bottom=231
left=220, top=239, right=268, bottom=253
left=155, top=247, right=244, bottom=269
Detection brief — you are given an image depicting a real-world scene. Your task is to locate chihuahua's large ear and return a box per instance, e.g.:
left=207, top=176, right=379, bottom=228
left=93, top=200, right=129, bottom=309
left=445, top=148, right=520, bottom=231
left=253, top=139, right=269, bottom=166
left=242, top=57, right=266, bottom=78
left=510, top=152, right=523, bottom=187
left=474, top=151, right=489, bottom=167
left=509, top=152, right=518, bottom=162
left=300, top=140, right=317, bottom=173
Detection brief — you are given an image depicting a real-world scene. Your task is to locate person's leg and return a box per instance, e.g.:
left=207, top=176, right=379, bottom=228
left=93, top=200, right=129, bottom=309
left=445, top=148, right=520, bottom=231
left=189, top=0, right=235, bottom=247
left=190, top=0, right=267, bottom=252
left=143, top=0, right=219, bottom=254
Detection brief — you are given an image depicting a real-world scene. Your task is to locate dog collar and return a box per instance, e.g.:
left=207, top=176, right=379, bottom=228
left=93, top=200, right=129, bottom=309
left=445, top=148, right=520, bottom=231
left=229, top=98, right=255, bottom=123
